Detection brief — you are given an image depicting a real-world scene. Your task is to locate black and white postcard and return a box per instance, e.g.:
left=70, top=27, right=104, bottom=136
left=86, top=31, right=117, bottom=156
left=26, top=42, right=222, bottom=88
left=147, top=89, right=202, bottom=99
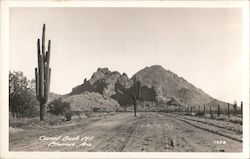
left=0, top=0, right=249, bottom=159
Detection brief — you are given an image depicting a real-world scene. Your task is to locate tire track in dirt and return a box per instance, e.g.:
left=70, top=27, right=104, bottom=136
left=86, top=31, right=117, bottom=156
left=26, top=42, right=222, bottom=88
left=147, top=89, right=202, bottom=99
left=53, top=113, right=139, bottom=152
left=121, top=113, right=178, bottom=152
left=121, top=113, right=158, bottom=152
left=86, top=116, right=139, bottom=152
left=117, top=120, right=138, bottom=152
left=156, top=113, right=197, bottom=152
left=165, top=113, right=242, bottom=142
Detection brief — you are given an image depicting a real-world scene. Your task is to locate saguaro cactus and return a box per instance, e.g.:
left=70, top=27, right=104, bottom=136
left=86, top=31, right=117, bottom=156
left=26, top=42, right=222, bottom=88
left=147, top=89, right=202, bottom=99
left=217, top=104, right=221, bottom=118
left=35, top=24, right=51, bottom=121
left=227, top=103, right=230, bottom=119
left=131, top=76, right=140, bottom=117
left=203, top=105, right=206, bottom=116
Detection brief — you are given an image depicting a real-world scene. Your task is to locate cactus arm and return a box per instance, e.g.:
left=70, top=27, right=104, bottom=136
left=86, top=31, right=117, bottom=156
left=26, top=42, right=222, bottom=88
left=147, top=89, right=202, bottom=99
left=37, top=39, right=41, bottom=59
left=46, top=40, right=51, bottom=63
left=137, top=81, right=140, bottom=99
left=38, top=54, right=45, bottom=101
left=48, top=68, right=51, bottom=91
left=44, top=62, right=48, bottom=101
left=42, top=24, right=46, bottom=58
left=44, top=40, right=51, bottom=102
left=35, top=68, right=39, bottom=100
left=45, top=68, right=51, bottom=102
left=44, top=41, right=50, bottom=102
left=37, top=39, right=42, bottom=101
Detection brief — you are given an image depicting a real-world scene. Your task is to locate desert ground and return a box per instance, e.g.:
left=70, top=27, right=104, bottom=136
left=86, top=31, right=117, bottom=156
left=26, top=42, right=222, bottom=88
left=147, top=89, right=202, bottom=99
left=9, top=112, right=242, bottom=152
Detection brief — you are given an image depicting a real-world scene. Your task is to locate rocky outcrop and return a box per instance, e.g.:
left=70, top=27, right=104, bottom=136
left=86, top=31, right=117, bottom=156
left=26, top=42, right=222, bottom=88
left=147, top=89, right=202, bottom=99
left=71, top=68, right=129, bottom=96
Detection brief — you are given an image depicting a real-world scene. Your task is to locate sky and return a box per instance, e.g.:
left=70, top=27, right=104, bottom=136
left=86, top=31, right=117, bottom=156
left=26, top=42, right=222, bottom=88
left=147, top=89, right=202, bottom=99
left=10, top=8, right=244, bottom=103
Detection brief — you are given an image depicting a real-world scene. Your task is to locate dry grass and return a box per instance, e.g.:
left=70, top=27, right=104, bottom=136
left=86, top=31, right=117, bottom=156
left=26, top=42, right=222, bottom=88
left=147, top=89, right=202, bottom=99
left=9, top=114, right=66, bottom=130
left=9, top=111, right=117, bottom=131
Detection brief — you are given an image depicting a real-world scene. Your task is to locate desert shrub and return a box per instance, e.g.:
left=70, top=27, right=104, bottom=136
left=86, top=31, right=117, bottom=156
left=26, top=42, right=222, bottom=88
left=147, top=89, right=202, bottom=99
left=183, top=112, right=190, bottom=115
left=93, top=107, right=100, bottom=112
left=48, top=98, right=70, bottom=116
left=116, top=107, right=125, bottom=112
left=229, top=119, right=242, bottom=125
left=74, top=111, right=81, bottom=116
left=9, top=71, right=39, bottom=118
left=210, top=113, right=215, bottom=119
left=195, top=111, right=203, bottom=116
left=85, top=111, right=92, bottom=118
left=64, top=111, right=72, bottom=121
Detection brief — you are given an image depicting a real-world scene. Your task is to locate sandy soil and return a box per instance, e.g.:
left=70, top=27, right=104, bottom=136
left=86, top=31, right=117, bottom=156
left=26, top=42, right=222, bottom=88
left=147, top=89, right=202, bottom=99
left=9, top=112, right=242, bottom=152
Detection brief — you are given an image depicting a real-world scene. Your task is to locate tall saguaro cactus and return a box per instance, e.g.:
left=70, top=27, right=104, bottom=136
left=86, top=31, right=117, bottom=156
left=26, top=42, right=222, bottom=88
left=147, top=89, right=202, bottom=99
left=217, top=104, right=221, bottom=118
left=35, top=24, right=51, bottom=121
left=203, top=105, right=206, bottom=116
left=131, top=76, right=140, bottom=117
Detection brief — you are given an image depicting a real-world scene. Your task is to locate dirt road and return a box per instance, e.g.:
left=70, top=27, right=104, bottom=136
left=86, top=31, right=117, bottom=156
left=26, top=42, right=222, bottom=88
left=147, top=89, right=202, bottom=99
left=9, top=112, right=242, bottom=152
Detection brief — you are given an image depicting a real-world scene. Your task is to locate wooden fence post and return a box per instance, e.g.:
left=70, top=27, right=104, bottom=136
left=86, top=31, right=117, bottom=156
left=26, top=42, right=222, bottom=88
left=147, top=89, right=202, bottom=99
left=241, top=101, right=243, bottom=117
left=210, top=106, right=212, bottom=117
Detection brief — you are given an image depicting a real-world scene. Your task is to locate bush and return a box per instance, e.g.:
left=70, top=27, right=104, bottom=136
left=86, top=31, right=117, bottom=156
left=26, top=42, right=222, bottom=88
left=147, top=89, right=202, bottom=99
left=9, top=71, right=39, bottom=118
left=195, top=111, right=204, bottom=116
left=85, top=111, right=92, bottom=118
left=210, top=113, right=215, bottom=119
left=48, top=98, right=70, bottom=116
left=64, top=111, right=72, bottom=121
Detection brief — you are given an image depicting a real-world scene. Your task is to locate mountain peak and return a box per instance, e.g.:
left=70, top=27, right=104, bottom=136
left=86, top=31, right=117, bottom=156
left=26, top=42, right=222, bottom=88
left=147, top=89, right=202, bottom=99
left=149, top=65, right=164, bottom=69
left=142, top=65, right=166, bottom=72
left=70, top=65, right=214, bottom=106
left=134, top=65, right=213, bottom=105
left=96, top=67, right=111, bottom=74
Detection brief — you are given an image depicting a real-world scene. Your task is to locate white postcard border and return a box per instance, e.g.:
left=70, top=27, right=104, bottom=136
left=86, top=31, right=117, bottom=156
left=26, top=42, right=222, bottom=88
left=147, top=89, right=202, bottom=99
left=0, top=1, right=249, bottom=159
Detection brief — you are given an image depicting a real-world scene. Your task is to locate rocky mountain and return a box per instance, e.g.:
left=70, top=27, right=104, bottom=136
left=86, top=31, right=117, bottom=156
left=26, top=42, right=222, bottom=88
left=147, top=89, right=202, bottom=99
left=70, top=68, right=131, bottom=97
left=70, top=67, right=156, bottom=106
left=133, top=65, right=213, bottom=105
left=69, top=65, right=226, bottom=109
